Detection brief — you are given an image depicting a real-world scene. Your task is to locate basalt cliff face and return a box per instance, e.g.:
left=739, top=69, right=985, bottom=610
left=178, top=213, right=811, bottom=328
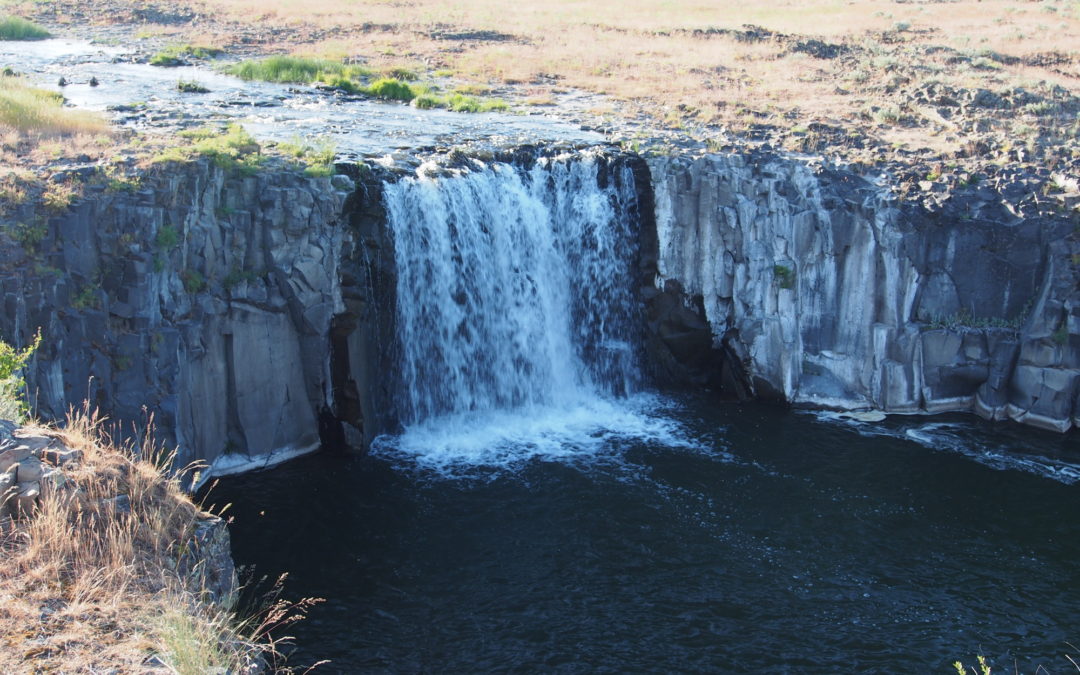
left=1, top=159, right=368, bottom=474
left=2, top=149, right=1077, bottom=476
left=644, top=152, right=1080, bottom=431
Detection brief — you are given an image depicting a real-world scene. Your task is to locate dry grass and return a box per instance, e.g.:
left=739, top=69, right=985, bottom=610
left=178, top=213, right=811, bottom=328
left=0, top=407, right=306, bottom=673
left=0, top=74, right=113, bottom=173
left=1, top=0, right=1075, bottom=171
left=130, top=0, right=1080, bottom=127
left=0, top=75, right=106, bottom=137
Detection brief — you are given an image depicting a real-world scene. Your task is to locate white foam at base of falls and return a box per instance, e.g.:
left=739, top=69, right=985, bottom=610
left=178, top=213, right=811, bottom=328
left=376, top=153, right=689, bottom=472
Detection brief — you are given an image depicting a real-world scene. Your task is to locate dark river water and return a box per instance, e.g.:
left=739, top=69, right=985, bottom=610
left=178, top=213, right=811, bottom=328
left=211, top=394, right=1080, bottom=674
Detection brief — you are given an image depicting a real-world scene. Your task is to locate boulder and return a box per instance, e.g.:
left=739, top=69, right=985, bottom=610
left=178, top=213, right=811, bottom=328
left=16, top=456, right=44, bottom=483
left=15, top=482, right=40, bottom=517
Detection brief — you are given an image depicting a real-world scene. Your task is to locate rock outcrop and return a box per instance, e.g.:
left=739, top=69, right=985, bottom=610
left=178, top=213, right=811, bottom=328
left=1, top=159, right=356, bottom=475
left=2, top=147, right=1077, bottom=481
left=645, top=152, right=1080, bottom=431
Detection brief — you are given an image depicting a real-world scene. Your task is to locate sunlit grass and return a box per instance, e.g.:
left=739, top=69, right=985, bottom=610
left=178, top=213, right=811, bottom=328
left=0, top=75, right=107, bottom=136
left=226, top=54, right=370, bottom=83
left=0, top=15, right=50, bottom=40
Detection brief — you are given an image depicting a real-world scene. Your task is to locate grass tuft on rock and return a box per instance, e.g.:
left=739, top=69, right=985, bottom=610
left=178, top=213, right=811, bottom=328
left=0, top=15, right=50, bottom=40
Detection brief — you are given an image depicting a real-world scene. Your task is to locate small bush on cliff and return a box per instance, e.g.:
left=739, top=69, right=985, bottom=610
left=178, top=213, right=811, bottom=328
left=0, top=15, right=50, bottom=40
left=773, top=264, right=795, bottom=290
left=0, top=332, right=39, bottom=421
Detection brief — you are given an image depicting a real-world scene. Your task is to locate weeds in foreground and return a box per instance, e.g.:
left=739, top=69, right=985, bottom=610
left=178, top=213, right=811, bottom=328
left=0, top=74, right=106, bottom=137
left=0, top=15, right=50, bottom=40
left=0, top=405, right=322, bottom=672
left=954, top=646, right=1080, bottom=674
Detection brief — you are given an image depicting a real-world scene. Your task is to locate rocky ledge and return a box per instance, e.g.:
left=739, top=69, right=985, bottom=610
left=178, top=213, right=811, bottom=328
left=644, top=150, right=1080, bottom=431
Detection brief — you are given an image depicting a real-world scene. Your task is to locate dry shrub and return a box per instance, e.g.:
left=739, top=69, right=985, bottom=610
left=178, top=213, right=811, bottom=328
left=0, top=406, right=317, bottom=673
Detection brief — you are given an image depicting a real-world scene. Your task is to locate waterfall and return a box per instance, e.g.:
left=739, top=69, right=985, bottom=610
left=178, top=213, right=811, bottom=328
left=373, top=152, right=681, bottom=470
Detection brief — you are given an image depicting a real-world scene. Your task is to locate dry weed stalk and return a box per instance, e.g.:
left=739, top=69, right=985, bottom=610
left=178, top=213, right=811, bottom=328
left=0, top=405, right=319, bottom=673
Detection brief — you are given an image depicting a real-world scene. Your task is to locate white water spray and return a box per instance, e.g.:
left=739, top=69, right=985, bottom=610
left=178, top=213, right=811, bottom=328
left=374, top=153, right=688, bottom=470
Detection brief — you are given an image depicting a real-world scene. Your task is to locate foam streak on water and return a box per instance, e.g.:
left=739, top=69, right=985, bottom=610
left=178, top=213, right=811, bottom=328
left=811, top=411, right=1080, bottom=484
left=376, top=153, right=667, bottom=471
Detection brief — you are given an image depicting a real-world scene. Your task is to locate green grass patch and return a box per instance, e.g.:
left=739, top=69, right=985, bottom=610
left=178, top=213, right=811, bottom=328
left=413, top=91, right=509, bottom=113
left=150, top=44, right=223, bottom=67
left=364, top=77, right=418, bottom=101
left=152, top=124, right=263, bottom=173
left=0, top=75, right=106, bottom=136
left=0, top=15, right=50, bottom=40
left=223, top=57, right=505, bottom=111
left=225, top=55, right=370, bottom=84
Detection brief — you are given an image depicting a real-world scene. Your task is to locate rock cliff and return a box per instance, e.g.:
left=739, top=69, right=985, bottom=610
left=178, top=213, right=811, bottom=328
left=1, top=159, right=355, bottom=475
left=2, top=148, right=1077, bottom=479
left=645, top=152, right=1080, bottom=431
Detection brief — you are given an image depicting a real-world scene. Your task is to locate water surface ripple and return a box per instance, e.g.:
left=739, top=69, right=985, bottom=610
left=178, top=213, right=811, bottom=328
left=214, top=397, right=1080, bottom=673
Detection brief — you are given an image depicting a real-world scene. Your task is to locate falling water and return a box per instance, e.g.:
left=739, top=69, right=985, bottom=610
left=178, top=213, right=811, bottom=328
left=374, top=152, right=682, bottom=469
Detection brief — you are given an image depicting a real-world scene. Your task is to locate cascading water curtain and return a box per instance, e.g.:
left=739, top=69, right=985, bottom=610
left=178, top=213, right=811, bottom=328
left=383, top=153, right=643, bottom=427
